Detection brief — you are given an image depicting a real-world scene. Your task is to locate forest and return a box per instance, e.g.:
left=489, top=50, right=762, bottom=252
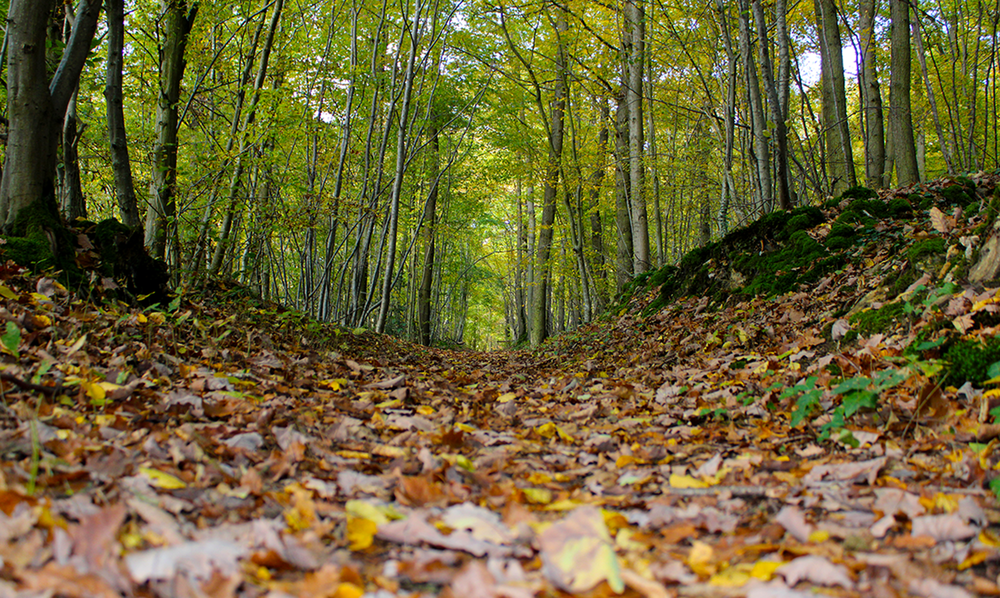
left=0, top=0, right=997, bottom=348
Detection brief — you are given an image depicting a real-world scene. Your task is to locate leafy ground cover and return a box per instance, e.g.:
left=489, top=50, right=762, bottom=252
left=4, top=176, right=1000, bottom=597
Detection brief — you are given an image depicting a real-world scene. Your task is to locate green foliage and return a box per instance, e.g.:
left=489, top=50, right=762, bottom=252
left=1, top=322, right=21, bottom=358
left=943, top=336, right=1000, bottom=387
left=785, top=368, right=912, bottom=443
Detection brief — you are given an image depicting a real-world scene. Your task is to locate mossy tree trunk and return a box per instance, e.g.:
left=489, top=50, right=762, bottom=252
left=0, top=0, right=101, bottom=233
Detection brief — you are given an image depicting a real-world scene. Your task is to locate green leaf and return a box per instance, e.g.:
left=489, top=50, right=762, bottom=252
left=1, top=322, right=21, bottom=357
left=832, top=377, right=871, bottom=395
left=842, top=391, right=877, bottom=417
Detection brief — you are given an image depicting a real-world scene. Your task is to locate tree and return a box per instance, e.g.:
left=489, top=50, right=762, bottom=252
left=815, top=0, right=856, bottom=196
left=889, top=0, right=919, bottom=186
left=0, top=0, right=101, bottom=232
left=146, top=0, right=198, bottom=262
left=859, top=0, right=886, bottom=188
left=625, top=0, right=649, bottom=274
left=106, top=0, right=141, bottom=228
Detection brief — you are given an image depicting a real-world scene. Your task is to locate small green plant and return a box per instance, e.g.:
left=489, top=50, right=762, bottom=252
left=785, top=368, right=911, bottom=442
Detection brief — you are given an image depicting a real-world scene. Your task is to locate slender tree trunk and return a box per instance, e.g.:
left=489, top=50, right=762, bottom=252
left=417, top=123, right=440, bottom=345
left=738, top=0, right=772, bottom=213
left=890, top=0, right=920, bottom=186
left=859, top=0, right=886, bottom=188
left=529, top=7, right=568, bottom=347
left=625, top=0, right=649, bottom=274
left=715, top=0, right=737, bottom=234
left=209, top=0, right=284, bottom=276
left=106, top=0, right=140, bottom=227
left=61, top=91, right=86, bottom=221
left=146, top=0, right=197, bottom=261
left=912, top=3, right=955, bottom=174
left=754, top=0, right=792, bottom=210
left=376, top=0, right=424, bottom=333
left=589, top=99, right=609, bottom=306
left=646, top=53, right=664, bottom=265
left=614, top=91, right=632, bottom=292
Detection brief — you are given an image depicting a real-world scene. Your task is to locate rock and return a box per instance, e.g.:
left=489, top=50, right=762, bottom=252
left=970, top=233, right=1000, bottom=282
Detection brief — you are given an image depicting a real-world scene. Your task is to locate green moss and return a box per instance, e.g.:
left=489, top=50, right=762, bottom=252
left=887, top=197, right=913, bottom=217
left=736, top=230, right=835, bottom=297
left=943, top=336, right=1000, bottom=387
left=838, top=185, right=878, bottom=202
left=0, top=196, right=78, bottom=276
left=849, top=301, right=910, bottom=337
left=907, top=238, right=947, bottom=263
left=886, top=266, right=919, bottom=298
left=825, top=222, right=858, bottom=251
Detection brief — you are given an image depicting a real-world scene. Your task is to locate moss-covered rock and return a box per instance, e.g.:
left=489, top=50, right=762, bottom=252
left=849, top=301, right=910, bottom=338
left=1, top=195, right=79, bottom=276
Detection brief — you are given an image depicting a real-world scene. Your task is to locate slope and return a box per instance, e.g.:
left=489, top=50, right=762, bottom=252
left=1, top=175, right=1000, bottom=597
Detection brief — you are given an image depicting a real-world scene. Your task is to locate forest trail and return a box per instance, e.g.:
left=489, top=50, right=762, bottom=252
left=3, top=178, right=1000, bottom=596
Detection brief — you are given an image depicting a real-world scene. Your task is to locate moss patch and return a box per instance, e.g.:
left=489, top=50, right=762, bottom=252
left=943, top=336, right=1000, bottom=387
left=849, top=301, right=910, bottom=338
left=907, top=238, right=947, bottom=263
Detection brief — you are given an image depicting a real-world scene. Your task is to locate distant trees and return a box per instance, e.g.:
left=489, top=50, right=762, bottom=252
left=3, top=0, right=1000, bottom=348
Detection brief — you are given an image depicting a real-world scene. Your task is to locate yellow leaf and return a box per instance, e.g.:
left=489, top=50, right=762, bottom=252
left=140, top=467, right=187, bottom=489
left=522, top=487, right=553, bottom=504
left=979, top=529, right=1000, bottom=547
left=542, top=498, right=583, bottom=511
left=345, top=499, right=390, bottom=525
left=710, top=563, right=753, bottom=587
left=336, top=450, right=371, bottom=460
left=497, top=392, right=518, bottom=403
left=687, top=540, right=716, bottom=577
left=808, top=529, right=830, bottom=543
left=416, top=405, right=435, bottom=415
left=456, top=422, right=476, bottom=433
left=346, top=516, right=378, bottom=551
left=670, top=474, right=709, bottom=489
left=749, top=560, right=782, bottom=580
left=527, top=471, right=552, bottom=484
left=284, top=484, right=317, bottom=532
left=0, top=285, right=18, bottom=300
left=83, top=381, right=106, bottom=402
left=333, top=582, right=365, bottom=598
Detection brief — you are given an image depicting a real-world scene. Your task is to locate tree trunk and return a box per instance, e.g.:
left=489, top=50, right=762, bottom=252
left=1, top=0, right=101, bottom=232
left=209, top=0, right=283, bottom=276
left=625, top=0, right=649, bottom=274
left=61, top=91, right=86, bottom=221
left=106, top=0, right=140, bottom=228
left=889, top=0, right=919, bottom=186
left=754, top=0, right=792, bottom=210
left=614, top=90, right=632, bottom=292
left=529, top=7, right=568, bottom=347
left=417, top=124, right=440, bottom=345
left=715, top=0, right=737, bottom=234
left=375, top=0, right=424, bottom=334
left=912, top=2, right=955, bottom=174
left=859, top=0, right=886, bottom=188
left=146, top=0, right=197, bottom=261
left=738, top=0, right=772, bottom=213
left=815, top=0, right=856, bottom=196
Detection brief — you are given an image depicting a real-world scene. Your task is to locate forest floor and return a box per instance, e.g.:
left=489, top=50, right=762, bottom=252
left=3, top=178, right=1000, bottom=597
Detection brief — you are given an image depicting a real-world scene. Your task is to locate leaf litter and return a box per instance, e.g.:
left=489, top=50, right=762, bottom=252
left=3, top=178, right=1000, bottom=596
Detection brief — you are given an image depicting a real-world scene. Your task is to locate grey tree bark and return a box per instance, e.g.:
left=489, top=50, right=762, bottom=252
left=0, top=0, right=101, bottom=232
left=859, top=0, right=886, bottom=188
left=146, top=0, right=197, bottom=261
left=106, top=0, right=140, bottom=228
left=625, top=0, right=649, bottom=274
left=737, top=0, right=772, bottom=212
left=209, top=0, right=284, bottom=276
left=889, top=0, right=920, bottom=186
left=815, top=0, right=856, bottom=195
